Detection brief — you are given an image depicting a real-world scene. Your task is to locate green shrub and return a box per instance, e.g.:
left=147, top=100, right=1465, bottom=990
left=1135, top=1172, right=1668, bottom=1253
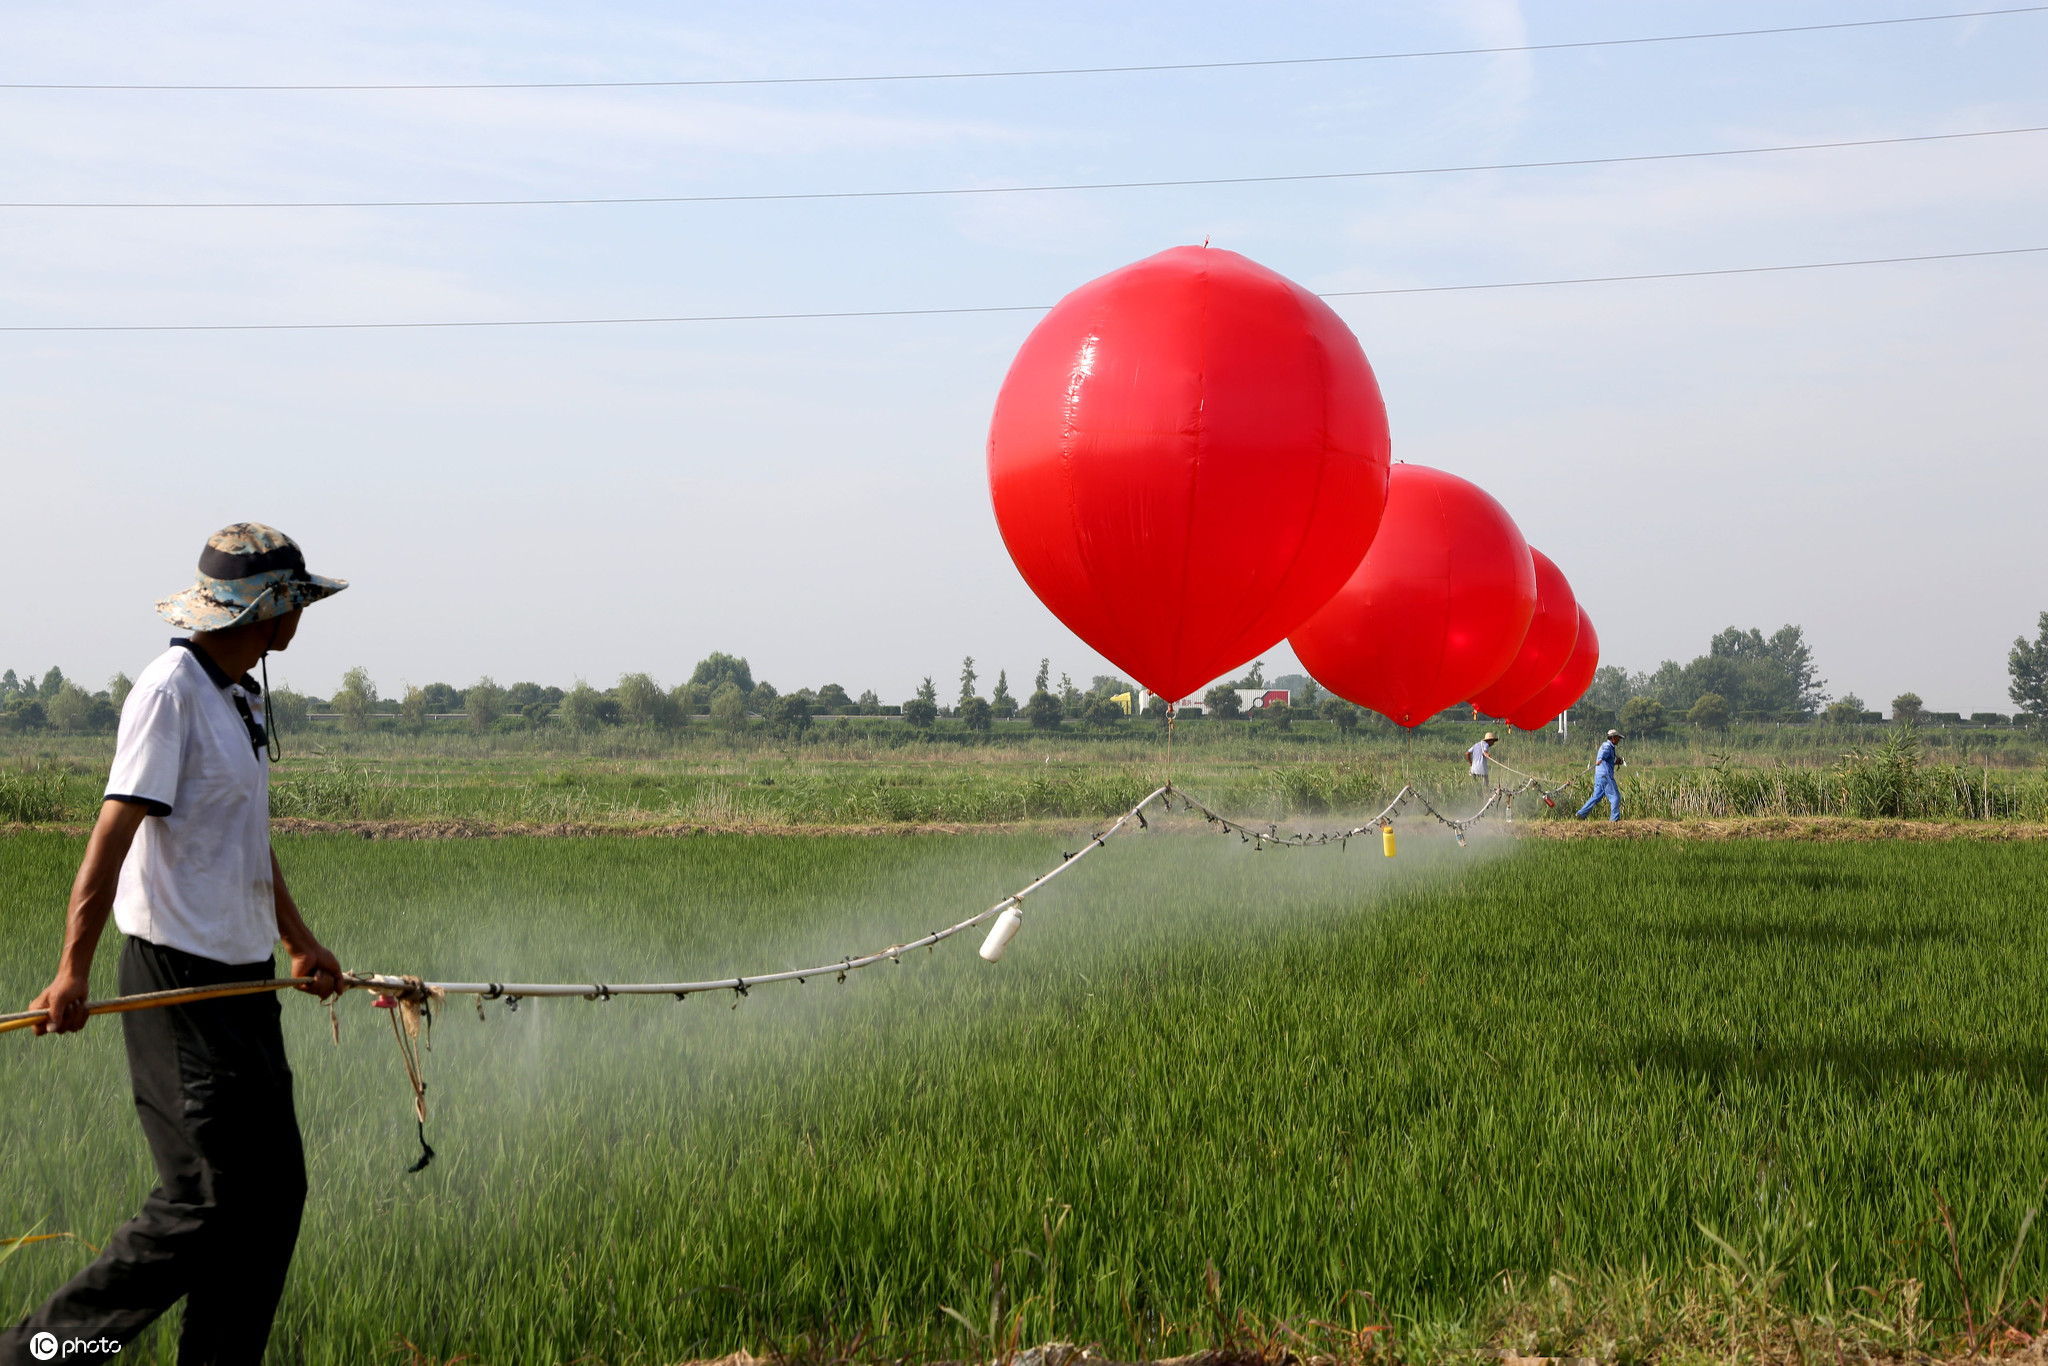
left=770, top=693, right=813, bottom=738
left=614, top=672, right=679, bottom=728
left=1022, top=691, right=1060, bottom=729
left=270, top=761, right=385, bottom=820
left=0, top=697, right=47, bottom=733
left=0, top=763, right=67, bottom=823
left=1822, top=694, right=1865, bottom=726
left=466, top=677, right=507, bottom=732
left=1203, top=684, right=1244, bottom=719
left=1080, top=695, right=1122, bottom=728
left=1618, top=696, right=1667, bottom=736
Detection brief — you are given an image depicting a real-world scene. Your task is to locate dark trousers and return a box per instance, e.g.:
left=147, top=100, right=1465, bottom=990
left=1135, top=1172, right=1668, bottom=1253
left=3, top=938, right=306, bottom=1366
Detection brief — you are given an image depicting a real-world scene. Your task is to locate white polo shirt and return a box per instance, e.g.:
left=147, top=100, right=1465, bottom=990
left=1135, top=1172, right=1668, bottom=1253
left=1467, top=739, right=1490, bottom=776
left=104, top=642, right=278, bottom=965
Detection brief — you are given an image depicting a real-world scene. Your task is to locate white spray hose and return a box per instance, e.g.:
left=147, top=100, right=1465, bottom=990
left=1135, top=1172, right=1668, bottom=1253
left=12, top=771, right=1580, bottom=1035
left=349, top=774, right=1577, bottom=1006
left=348, top=784, right=1168, bottom=1004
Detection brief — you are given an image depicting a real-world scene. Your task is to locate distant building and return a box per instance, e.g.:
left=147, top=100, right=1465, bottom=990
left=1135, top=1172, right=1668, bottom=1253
left=1134, top=688, right=1290, bottom=716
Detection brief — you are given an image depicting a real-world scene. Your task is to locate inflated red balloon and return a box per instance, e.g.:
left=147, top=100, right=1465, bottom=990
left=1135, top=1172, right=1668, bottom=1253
left=987, top=245, right=1392, bottom=701
left=1289, top=464, right=1536, bottom=728
left=1507, top=606, right=1600, bottom=731
left=1471, top=548, right=1579, bottom=720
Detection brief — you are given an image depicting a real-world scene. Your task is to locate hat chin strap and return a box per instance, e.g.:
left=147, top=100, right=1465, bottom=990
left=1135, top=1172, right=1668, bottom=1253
left=260, top=615, right=284, bottom=763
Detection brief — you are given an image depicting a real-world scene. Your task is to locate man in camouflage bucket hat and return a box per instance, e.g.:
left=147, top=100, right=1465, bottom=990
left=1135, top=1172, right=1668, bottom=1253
left=157, top=521, right=348, bottom=632
left=5, top=524, right=347, bottom=1366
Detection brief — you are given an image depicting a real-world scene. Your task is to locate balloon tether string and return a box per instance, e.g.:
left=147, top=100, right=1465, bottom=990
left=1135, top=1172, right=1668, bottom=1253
left=1164, top=703, right=1175, bottom=788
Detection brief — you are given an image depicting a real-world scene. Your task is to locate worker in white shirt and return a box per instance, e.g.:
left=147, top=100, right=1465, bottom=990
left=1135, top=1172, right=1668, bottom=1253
left=1467, top=730, right=1498, bottom=798
left=8, top=523, right=347, bottom=1366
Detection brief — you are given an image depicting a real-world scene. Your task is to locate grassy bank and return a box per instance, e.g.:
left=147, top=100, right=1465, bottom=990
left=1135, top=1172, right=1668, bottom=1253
left=3, top=829, right=2044, bottom=1362
left=4, top=718, right=2046, bottom=830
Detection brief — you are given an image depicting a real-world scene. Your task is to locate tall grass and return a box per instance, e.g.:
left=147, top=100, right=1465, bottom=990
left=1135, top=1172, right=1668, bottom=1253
left=1534, top=724, right=2048, bottom=822
left=5, top=724, right=2043, bottom=829
left=2, top=830, right=2044, bottom=1363
left=0, top=763, right=67, bottom=825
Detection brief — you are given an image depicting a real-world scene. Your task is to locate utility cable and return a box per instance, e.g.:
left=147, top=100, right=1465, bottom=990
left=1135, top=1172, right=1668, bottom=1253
left=9, top=125, right=2040, bottom=209
left=2, top=245, right=2041, bottom=334
left=1317, top=245, right=2048, bottom=297
left=4, top=6, right=2041, bottom=91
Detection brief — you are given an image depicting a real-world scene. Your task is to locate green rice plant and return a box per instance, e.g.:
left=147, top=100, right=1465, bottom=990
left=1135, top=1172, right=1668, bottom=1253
left=3, top=830, right=2045, bottom=1363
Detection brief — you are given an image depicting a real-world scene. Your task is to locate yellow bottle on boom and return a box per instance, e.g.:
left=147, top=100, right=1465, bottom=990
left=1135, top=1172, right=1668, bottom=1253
left=1382, top=823, right=1396, bottom=858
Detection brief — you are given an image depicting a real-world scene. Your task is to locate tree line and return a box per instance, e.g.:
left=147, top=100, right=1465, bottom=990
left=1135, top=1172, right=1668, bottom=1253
left=280, top=653, right=1362, bottom=737
left=1572, top=618, right=2046, bottom=735
left=6, top=613, right=2044, bottom=737
left=0, top=667, right=130, bottom=735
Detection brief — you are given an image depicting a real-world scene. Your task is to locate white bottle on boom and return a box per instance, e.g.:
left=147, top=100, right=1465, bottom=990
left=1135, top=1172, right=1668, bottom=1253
left=978, top=901, right=1025, bottom=962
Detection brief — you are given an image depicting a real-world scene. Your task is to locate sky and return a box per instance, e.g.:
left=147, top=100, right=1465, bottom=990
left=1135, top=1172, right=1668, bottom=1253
left=3, top=1, right=2044, bottom=713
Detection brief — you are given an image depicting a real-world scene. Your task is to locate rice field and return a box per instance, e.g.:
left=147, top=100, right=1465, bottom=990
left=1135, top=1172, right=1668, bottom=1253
left=1, top=824, right=2045, bottom=1364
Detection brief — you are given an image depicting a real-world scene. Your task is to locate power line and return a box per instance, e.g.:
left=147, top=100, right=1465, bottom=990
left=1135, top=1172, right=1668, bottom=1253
left=2, top=246, right=2038, bottom=334
left=3, top=6, right=2043, bottom=91
left=9, top=125, right=2042, bottom=210
left=1315, top=246, right=2048, bottom=297
left=0, top=304, right=1048, bottom=333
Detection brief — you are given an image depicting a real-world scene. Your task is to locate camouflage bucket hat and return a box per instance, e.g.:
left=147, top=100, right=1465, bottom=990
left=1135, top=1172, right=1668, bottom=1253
left=157, top=522, right=348, bottom=632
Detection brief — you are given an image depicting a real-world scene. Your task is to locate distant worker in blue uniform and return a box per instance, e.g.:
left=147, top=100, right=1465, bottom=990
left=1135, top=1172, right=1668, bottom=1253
left=1575, top=728, right=1625, bottom=821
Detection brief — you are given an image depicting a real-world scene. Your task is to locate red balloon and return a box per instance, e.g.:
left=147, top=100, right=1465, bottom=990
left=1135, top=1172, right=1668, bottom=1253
left=1471, top=547, right=1579, bottom=720
left=1507, top=606, right=1601, bottom=731
left=1289, top=464, right=1537, bottom=728
left=987, top=245, right=1391, bottom=701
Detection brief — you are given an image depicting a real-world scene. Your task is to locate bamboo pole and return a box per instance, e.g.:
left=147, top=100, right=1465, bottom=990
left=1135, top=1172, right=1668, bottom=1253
left=0, top=978, right=316, bottom=1036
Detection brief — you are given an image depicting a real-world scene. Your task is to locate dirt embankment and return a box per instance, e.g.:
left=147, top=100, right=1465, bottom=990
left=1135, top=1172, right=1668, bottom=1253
left=254, top=814, right=2048, bottom=842
left=10, top=815, right=2048, bottom=843
left=265, top=816, right=1023, bottom=840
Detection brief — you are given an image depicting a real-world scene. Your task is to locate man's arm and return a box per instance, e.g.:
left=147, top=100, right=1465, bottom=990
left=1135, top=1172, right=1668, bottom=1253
left=271, top=847, right=343, bottom=999
left=28, top=798, right=150, bottom=1035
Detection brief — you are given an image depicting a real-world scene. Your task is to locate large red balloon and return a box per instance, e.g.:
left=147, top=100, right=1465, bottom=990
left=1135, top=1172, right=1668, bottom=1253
left=1289, top=464, right=1537, bottom=728
left=987, top=245, right=1391, bottom=701
left=1471, top=547, right=1579, bottom=720
left=1507, top=606, right=1601, bottom=731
